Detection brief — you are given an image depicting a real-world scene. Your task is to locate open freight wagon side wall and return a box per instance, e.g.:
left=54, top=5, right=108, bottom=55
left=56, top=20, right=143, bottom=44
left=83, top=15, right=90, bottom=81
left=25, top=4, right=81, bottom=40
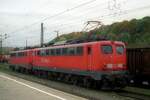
left=127, top=48, right=150, bottom=82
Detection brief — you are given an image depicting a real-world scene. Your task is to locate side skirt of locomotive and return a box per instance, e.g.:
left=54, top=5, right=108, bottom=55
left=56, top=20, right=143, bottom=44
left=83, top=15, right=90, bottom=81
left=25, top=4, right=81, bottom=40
left=9, top=64, right=128, bottom=89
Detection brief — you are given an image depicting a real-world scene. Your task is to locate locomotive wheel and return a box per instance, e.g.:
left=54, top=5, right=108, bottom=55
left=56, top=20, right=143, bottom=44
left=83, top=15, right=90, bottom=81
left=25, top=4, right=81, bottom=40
left=64, top=74, right=72, bottom=83
left=51, top=72, right=58, bottom=80
left=77, top=76, right=83, bottom=87
left=57, top=73, right=65, bottom=81
left=94, top=80, right=101, bottom=89
left=101, top=78, right=111, bottom=90
left=41, top=71, right=48, bottom=79
left=83, top=78, right=92, bottom=88
left=34, top=70, right=38, bottom=76
left=47, top=71, right=54, bottom=80
left=134, top=79, right=142, bottom=87
left=72, top=76, right=78, bottom=86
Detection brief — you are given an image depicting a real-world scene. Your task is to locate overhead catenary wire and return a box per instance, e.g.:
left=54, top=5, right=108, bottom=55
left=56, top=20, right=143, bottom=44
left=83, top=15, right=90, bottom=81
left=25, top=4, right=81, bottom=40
left=6, top=0, right=111, bottom=39
left=5, top=0, right=150, bottom=47
left=7, top=0, right=98, bottom=35
left=6, top=0, right=128, bottom=36
left=11, top=0, right=130, bottom=36
left=10, top=4, right=150, bottom=43
left=45, top=4, right=150, bottom=33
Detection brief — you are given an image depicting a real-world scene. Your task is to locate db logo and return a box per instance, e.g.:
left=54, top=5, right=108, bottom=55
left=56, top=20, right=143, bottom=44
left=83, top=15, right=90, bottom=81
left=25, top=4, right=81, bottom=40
left=41, top=58, right=49, bottom=63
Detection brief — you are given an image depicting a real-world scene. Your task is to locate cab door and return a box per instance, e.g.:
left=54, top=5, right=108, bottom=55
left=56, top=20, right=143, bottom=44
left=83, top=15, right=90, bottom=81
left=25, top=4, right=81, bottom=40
left=87, top=45, right=92, bottom=71
left=114, top=44, right=126, bottom=70
left=28, top=50, right=34, bottom=69
left=101, top=45, right=113, bottom=69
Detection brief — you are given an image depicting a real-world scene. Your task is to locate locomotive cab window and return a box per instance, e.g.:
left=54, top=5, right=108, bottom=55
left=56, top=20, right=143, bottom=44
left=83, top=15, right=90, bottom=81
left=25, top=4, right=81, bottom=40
left=76, top=46, right=83, bottom=55
left=40, top=50, right=46, bottom=56
left=50, top=49, right=56, bottom=56
left=17, top=52, right=26, bottom=57
left=37, top=51, right=40, bottom=56
left=87, top=47, right=92, bottom=55
left=62, top=48, right=68, bottom=55
left=56, top=48, right=61, bottom=55
left=116, top=45, right=124, bottom=54
left=24, top=52, right=27, bottom=56
left=10, top=53, right=16, bottom=57
left=101, top=45, right=113, bottom=54
left=68, top=47, right=75, bottom=55
left=46, top=49, right=49, bottom=55
left=32, top=51, right=36, bottom=56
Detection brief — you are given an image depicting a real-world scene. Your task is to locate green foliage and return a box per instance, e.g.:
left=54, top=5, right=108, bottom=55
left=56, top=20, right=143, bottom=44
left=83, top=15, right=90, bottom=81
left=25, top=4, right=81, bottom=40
left=49, top=16, right=150, bottom=47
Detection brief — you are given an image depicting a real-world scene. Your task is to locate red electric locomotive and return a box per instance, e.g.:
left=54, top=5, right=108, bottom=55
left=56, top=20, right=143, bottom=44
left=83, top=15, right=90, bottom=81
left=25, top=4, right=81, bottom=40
left=9, top=49, right=34, bottom=71
left=9, top=40, right=128, bottom=89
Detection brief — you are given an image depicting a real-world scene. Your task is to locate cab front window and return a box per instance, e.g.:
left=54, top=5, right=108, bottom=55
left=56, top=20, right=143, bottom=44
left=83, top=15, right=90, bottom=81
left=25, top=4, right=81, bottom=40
left=116, top=45, right=124, bottom=54
left=101, top=45, right=113, bottom=54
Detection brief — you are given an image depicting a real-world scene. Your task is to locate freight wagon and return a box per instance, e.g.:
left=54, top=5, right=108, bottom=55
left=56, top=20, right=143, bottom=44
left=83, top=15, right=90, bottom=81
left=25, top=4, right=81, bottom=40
left=127, top=47, right=150, bottom=86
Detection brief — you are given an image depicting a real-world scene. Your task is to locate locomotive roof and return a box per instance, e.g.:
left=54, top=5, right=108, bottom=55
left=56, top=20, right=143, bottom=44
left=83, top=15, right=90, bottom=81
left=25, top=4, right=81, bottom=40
left=35, top=40, right=124, bottom=50
left=10, top=40, right=124, bottom=53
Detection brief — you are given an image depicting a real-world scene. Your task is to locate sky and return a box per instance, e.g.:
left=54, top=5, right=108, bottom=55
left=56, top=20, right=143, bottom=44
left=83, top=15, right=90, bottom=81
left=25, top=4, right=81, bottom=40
left=0, top=0, right=150, bottom=47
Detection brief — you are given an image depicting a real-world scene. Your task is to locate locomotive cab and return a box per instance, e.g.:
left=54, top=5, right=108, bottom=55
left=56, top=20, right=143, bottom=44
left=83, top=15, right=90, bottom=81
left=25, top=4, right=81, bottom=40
left=98, top=41, right=128, bottom=88
left=101, top=41, right=127, bottom=71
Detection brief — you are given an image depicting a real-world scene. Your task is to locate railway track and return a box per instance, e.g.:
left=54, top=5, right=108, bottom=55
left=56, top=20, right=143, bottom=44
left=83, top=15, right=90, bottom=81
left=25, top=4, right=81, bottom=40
left=116, top=90, right=150, bottom=100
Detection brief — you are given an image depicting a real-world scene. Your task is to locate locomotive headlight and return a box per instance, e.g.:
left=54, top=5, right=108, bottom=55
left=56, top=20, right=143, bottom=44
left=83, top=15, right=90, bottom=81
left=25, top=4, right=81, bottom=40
left=118, top=64, right=123, bottom=68
left=106, top=64, right=113, bottom=69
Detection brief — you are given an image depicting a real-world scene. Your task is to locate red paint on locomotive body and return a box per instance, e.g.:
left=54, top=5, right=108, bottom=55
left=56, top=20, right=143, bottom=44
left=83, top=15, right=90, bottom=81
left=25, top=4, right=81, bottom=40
left=9, top=40, right=127, bottom=80
left=9, top=49, right=34, bottom=69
